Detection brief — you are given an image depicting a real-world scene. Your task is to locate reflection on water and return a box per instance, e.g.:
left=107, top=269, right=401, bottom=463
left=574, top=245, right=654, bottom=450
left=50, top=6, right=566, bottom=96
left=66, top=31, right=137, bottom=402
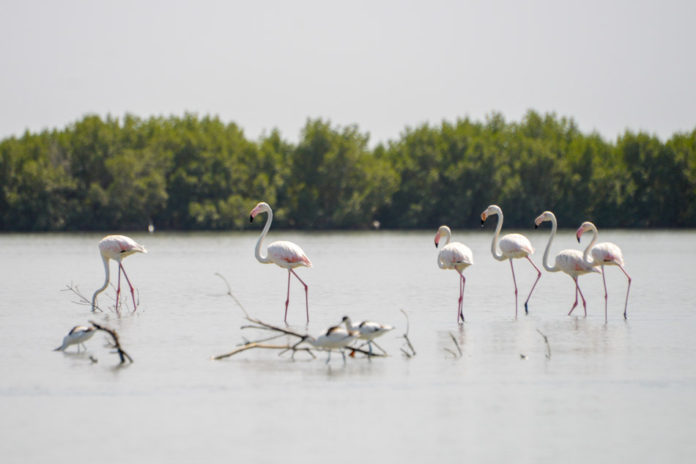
left=1, top=230, right=695, bottom=462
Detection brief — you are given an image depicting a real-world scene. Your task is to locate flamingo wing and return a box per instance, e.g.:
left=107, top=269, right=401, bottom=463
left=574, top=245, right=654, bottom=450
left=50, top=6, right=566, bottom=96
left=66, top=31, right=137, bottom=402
left=99, top=235, right=147, bottom=259
left=439, top=242, right=474, bottom=268
left=267, top=240, right=312, bottom=268
left=500, top=234, right=534, bottom=258
left=591, top=242, right=625, bottom=266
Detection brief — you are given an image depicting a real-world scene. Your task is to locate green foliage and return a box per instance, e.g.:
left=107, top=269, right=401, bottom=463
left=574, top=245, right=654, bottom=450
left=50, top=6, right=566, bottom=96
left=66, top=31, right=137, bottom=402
left=0, top=111, right=694, bottom=231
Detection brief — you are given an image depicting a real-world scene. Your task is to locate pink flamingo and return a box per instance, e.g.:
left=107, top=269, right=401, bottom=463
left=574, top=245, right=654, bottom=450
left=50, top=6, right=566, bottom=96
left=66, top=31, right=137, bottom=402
left=481, top=205, right=542, bottom=317
left=576, top=221, right=631, bottom=322
left=91, top=235, right=147, bottom=312
left=250, top=202, right=312, bottom=324
left=535, top=211, right=598, bottom=316
left=434, top=225, right=474, bottom=323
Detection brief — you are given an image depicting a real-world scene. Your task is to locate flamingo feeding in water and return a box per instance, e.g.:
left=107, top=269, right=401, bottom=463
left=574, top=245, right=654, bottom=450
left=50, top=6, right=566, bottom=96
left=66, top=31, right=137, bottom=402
left=305, top=325, right=357, bottom=363
left=576, top=221, right=632, bottom=322
left=434, top=225, right=474, bottom=323
left=534, top=211, right=598, bottom=316
left=54, top=325, right=96, bottom=352
left=341, top=316, right=394, bottom=355
left=249, top=202, right=312, bottom=324
left=91, top=235, right=147, bottom=312
left=481, top=205, right=542, bottom=317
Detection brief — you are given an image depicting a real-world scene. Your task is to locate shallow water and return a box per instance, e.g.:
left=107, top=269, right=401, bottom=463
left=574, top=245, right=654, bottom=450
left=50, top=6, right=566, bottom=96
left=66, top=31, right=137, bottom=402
left=1, top=229, right=694, bottom=463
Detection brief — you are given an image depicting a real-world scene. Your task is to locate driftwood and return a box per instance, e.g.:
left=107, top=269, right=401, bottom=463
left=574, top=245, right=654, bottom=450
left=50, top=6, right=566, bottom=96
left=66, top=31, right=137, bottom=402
left=212, top=273, right=385, bottom=361
left=444, top=332, right=463, bottom=359
left=537, top=328, right=552, bottom=359
left=399, top=309, right=417, bottom=358
left=89, top=320, right=133, bottom=364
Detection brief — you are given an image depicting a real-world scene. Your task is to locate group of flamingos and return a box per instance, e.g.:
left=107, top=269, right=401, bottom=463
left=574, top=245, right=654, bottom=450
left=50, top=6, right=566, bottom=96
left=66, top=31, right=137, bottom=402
left=57, top=201, right=631, bottom=358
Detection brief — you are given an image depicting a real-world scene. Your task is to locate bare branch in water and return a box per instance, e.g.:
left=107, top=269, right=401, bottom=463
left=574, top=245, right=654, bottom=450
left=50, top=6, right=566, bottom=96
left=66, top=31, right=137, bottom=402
left=399, top=309, right=416, bottom=358
left=214, top=272, right=249, bottom=317
left=537, top=328, right=552, bottom=360
left=445, top=332, right=463, bottom=359
left=89, top=320, right=133, bottom=364
left=63, top=282, right=137, bottom=315
left=62, top=282, right=101, bottom=312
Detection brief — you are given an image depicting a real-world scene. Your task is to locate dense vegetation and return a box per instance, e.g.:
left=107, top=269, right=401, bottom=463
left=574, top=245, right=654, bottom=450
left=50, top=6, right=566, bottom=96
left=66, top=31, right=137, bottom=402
left=1, top=111, right=694, bottom=231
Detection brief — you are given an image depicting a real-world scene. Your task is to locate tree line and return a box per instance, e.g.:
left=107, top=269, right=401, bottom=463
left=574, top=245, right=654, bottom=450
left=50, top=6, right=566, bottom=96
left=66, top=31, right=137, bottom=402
left=0, top=111, right=694, bottom=231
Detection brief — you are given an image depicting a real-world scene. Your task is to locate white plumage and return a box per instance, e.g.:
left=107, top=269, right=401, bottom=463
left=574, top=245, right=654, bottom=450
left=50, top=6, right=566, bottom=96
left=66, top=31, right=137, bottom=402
left=435, top=225, right=473, bottom=323
left=92, top=234, right=147, bottom=312
left=341, top=316, right=394, bottom=354
left=54, top=325, right=95, bottom=352
left=306, top=325, right=357, bottom=363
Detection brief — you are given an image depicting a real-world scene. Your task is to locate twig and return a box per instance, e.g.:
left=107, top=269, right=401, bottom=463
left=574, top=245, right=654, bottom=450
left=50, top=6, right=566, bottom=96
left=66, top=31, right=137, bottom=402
left=89, top=320, right=133, bottom=364
left=446, top=332, right=463, bottom=359
left=215, top=272, right=249, bottom=317
left=537, top=328, right=552, bottom=360
left=62, top=282, right=102, bottom=312
left=399, top=309, right=416, bottom=358
left=212, top=342, right=315, bottom=360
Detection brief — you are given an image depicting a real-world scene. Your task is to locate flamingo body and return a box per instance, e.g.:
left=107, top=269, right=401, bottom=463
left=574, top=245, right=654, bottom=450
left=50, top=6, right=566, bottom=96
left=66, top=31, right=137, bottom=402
left=576, top=221, right=631, bottom=321
left=91, top=235, right=147, bottom=312
left=435, top=225, right=473, bottom=323
left=481, top=205, right=542, bottom=317
left=250, top=202, right=311, bottom=324
left=54, top=325, right=95, bottom=352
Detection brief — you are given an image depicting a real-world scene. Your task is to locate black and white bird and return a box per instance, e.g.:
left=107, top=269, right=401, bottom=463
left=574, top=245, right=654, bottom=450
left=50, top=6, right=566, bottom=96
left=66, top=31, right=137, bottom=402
left=305, top=325, right=357, bottom=364
left=341, top=316, right=393, bottom=355
left=54, top=325, right=96, bottom=352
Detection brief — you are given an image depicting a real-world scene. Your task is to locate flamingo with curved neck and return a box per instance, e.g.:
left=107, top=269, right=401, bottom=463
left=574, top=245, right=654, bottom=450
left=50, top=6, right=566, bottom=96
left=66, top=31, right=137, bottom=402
left=481, top=205, right=541, bottom=317
left=91, top=235, right=147, bottom=313
left=576, top=221, right=631, bottom=322
left=434, top=225, right=474, bottom=323
left=250, top=201, right=312, bottom=325
left=534, top=211, right=598, bottom=316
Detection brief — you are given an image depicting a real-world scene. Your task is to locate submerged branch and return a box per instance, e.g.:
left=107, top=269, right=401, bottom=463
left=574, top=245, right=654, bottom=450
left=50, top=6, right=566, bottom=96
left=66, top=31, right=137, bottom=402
left=399, top=309, right=416, bottom=358
left=89, top=320, right=133, bottom=364
left=537, top=328, right=552, bottom=360
left=445, top=332, right=463, bottom=359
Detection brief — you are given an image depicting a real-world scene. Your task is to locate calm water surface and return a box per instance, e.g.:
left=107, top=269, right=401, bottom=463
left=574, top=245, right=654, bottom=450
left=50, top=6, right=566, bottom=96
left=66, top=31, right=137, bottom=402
left=1, top=229, right=695, bottom=463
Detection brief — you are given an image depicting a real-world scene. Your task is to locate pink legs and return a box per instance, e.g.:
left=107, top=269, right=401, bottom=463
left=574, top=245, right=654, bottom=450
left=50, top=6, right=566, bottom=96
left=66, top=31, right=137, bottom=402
left=284, top=269, right=309, bottom=325
left=509, top=257, right=542, bottom=317
left=568, top=277, right=588, bottom=317
left=456, top=271, right=466, bottom=323
left=116, top=262, right=138, bottom=311
left=600, top=264, right=632, bottom=322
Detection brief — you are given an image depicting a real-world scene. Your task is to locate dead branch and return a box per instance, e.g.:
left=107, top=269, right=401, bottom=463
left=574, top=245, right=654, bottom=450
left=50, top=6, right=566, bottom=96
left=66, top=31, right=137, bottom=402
left=212, top=342, right=315, bottom=360
left=89, top=320, right=133, bottom=364
left=445, top=332, right=463, bottom=359
left=537, top=328, right=551, bottom=360
left=63, top=282, right=102, bottom=312
left=399, top=309, right=416, bottom=358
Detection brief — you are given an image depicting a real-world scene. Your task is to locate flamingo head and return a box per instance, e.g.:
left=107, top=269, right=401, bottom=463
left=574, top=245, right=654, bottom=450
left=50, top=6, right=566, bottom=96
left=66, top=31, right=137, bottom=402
left=575, top=221, right=595, bottom=243
left=249, top=202, right=271, bottom=223
left=434, top=225, right=451, bottom=247
left=534, top=211, right=554, bottom=229
left=480, top=204, right=500, bottom=226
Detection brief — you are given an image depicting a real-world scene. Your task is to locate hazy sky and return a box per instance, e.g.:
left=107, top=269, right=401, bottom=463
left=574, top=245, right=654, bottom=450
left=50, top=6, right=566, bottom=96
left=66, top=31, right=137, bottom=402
left=1, top=0, right=695, bottom=144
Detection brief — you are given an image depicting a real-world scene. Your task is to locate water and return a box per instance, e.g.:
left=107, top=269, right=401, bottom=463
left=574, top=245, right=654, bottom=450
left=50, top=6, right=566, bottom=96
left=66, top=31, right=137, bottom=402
left=1, top=229, right=694, bottom=463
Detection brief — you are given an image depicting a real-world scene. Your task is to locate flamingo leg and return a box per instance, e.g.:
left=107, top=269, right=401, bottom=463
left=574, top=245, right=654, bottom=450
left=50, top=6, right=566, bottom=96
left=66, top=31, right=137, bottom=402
left=523, top=257, right=542, bottom=315
left=284, top=270, right=292, bottom=324
left=568, top=278, right=580, bottom=315
left=115, top=263, right=123, bottom=313
left=458, top=272, right=467, bottom=323
left=290, top=269, right=310, bottom=324
left=509, top=259, right=519, bottom=318
left=601, top=265, right=608, bottom=323
left=617, top=264, right=632, bottom=320
left=577, top=281, right=588, bottom=317
left=119, top=263, right=138, bottom=311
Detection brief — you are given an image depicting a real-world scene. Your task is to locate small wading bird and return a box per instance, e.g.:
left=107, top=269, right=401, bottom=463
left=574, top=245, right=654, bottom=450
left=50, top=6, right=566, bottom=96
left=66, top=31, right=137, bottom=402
left=91, top=235, right=147, bottom=312
left=535, top=211, right=598, bottom=316
left=576, top=221, right=632, bottom=322
left=481, top=205, right=542, bottom=317
left=54, top=325, right=95, bottom=352
left=250, top=202, right=312, bottom=324
left=341, top=316, right=394, bottom=355
left=305, top=325, right=357, bottom=364
left=434, top=225, right=474, bottom=323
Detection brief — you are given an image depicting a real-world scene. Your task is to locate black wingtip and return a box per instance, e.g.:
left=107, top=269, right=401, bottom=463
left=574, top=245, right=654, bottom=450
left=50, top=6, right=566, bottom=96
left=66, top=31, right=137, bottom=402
left=249, top=215, right=254, bottom=223
left=534, top=224, right=538, bottom=229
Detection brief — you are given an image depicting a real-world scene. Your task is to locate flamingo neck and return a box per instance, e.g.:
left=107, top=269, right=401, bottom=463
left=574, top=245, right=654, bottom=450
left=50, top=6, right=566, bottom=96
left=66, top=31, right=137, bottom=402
left=91, top=256, right=110, bottom=311
left=437, top=228, right=452, bottom=269
left=582, top=224, right=599, bottom=264
left=254, top=208, right=273, bottom=264
left=541, top=216, right=560, bottom=272
left=490, top=210, right=505, bottom=261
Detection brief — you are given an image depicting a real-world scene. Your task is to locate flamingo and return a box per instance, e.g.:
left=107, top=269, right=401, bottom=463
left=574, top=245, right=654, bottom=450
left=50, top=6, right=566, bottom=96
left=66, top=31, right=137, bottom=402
left=305, top=325, right=357, bottom=363
left=481, top=205, right=542, bottom=317
left=534, top=211, right=599, bottom=316
left=249, top=202, right=312, bottom=324
left=91, top=235, right=147, bottom=312
left=341, top=316, right=394, bottom=355
left=434, top=225, right=474, bottom=323
left=576, top=221, right=632, bottom=322
left=54, top=325, right=95, bottom=352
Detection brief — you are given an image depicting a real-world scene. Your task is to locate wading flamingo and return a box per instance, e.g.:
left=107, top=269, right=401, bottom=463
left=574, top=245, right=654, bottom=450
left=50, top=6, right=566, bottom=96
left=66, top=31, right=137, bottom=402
left=576, top=221, right=632, bottom=322
left=535, top=211, right=598, bottom=316
left=91, top=235, right=147, bottom=312
left=341, top=316, right=394, bottom=355
left=54, top=325, right=95, bottom=352
left=434, top=225, right=474, bottom=323
left=305, top=325, right=357, bottom=363
left=481, top=205, right=541, bottom=317
left=249, top=202, right=312, bottom=324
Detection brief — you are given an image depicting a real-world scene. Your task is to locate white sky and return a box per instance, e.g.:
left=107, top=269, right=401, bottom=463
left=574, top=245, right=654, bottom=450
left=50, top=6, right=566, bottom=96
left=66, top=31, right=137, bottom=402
left=1, top=0, right=695, bottom=145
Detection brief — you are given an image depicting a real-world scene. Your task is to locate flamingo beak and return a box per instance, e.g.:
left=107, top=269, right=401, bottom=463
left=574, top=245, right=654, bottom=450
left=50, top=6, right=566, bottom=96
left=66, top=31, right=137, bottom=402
left=480, top=213, right=486, bottom=226
left=249, top=215, right=254, bottom=223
